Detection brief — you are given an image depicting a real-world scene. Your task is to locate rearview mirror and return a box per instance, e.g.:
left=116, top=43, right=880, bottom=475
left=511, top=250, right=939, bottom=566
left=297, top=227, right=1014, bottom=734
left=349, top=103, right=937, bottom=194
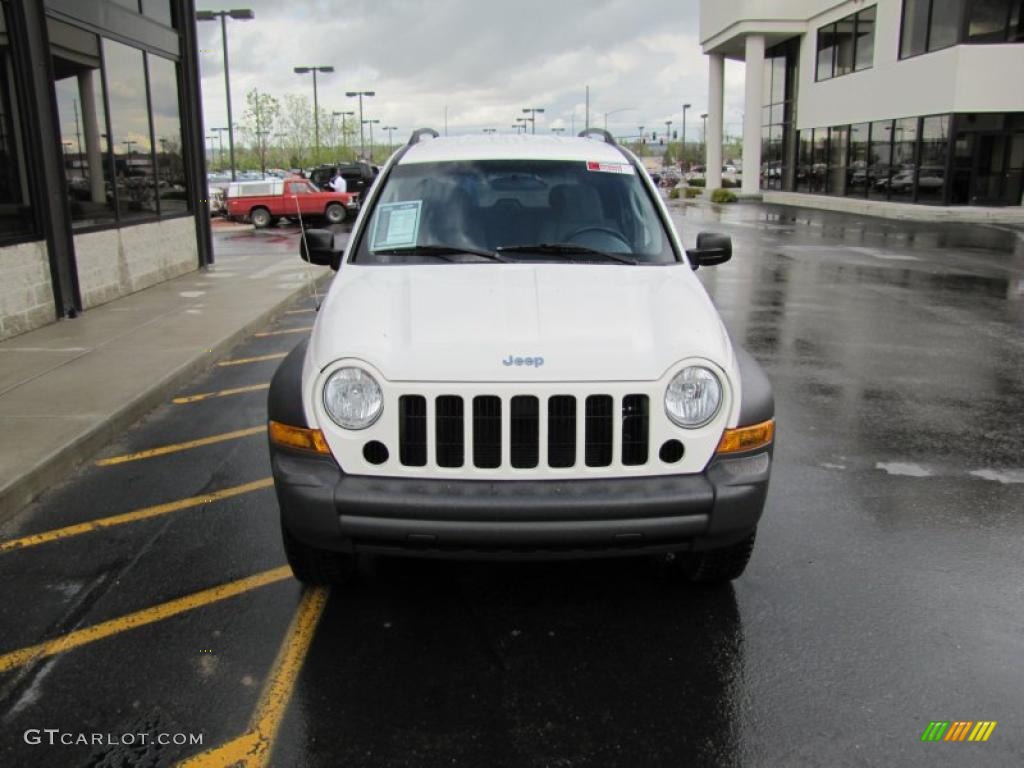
left=300, top=229, right=343, bottom=270
left=686, top=232, right=732, bottom=269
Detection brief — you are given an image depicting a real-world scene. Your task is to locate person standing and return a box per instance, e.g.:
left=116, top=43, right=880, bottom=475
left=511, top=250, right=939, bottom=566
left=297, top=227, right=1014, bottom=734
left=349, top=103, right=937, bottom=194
left=330, top=168, right=347, bottom=193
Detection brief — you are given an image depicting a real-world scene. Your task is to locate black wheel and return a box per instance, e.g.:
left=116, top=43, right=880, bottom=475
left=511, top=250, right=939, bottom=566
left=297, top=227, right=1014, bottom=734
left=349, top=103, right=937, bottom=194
left=671, top=530, right=756, bottom=584
left=251, top=207, right=272, bottom=228
left=282, top=525, right=355, bottom=585
left=324, top=203, right=347, bottom=224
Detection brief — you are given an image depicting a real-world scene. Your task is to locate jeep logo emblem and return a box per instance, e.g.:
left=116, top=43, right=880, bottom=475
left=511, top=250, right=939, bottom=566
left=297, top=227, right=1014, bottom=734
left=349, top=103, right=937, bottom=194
left=502, top=355, right=544, bottom=368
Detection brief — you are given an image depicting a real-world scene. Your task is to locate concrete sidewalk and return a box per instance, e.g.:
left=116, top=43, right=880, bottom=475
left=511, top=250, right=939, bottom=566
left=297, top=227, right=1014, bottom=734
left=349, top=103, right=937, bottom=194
left=0, top=250, right=328, bottom=521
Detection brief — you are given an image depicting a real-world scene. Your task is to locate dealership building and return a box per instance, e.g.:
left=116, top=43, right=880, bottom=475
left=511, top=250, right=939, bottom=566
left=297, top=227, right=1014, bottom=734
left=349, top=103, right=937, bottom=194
left=0, top=0, right=209, bottom=342
left=700, top=0, right=1024, bottom=211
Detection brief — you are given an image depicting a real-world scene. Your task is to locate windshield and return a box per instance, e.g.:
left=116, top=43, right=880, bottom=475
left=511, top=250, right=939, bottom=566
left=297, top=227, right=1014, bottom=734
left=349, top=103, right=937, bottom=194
left=354, top=159, right=677, bottom=264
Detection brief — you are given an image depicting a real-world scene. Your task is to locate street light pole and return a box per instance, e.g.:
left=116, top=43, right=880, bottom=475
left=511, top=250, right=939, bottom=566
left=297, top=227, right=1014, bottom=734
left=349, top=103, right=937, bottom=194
left=602, top=107, right=636, bottom=131
left=362, top=118, right=380, bottom=162
left=483, top=128, right=497, bottom=134
left=522, top=107, right=545, bottom=134
left=332, top=111, right=354, bottom=157
left=700, top=112, right=708, bottom=158
left=212, top=127, right=227, bottom=167
left=383, top=125, right=398, bottom=153
left=346, top=91, right=376, bottom=160
left=294, top=65, right=334, bottom=165
left=195, top=9, right=254, bottom=181
left=664, top=120, right=673, bottom=147
left=681, top=103, right=691, bottom=168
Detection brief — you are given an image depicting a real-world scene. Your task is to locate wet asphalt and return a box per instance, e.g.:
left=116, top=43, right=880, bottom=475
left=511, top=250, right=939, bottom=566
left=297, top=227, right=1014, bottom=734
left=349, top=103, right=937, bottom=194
left=0, top=204, right=1022, bottom=767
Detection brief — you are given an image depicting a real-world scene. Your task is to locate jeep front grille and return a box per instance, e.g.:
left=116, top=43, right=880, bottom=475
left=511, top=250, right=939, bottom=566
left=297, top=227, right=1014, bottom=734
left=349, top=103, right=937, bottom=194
left=398, top=393, right=650, bottom=470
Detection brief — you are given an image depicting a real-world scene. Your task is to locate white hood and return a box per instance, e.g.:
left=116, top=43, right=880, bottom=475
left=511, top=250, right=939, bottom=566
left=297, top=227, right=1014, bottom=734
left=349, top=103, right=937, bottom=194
left=308, top=263, right=733, bottom=383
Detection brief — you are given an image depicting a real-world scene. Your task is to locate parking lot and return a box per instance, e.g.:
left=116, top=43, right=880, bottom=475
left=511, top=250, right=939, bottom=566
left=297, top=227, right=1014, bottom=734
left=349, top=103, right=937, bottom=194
left=0, top=204, right=1021, bottom=767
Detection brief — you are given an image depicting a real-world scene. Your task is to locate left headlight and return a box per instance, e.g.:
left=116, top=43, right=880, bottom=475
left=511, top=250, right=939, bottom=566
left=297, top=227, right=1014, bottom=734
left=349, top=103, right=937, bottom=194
left=665, top=366, right=722, bottom=428
left=323, top=367, right=383, bottom=429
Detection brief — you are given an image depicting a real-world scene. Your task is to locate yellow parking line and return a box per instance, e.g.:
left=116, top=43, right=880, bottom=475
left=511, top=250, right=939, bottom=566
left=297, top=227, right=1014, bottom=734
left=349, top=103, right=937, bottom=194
left=0, top=478, right=273, bottom=553
left=284, top=308, right=316, bottom=314
left=0, top=566, right=292, bottom=674
left=217, top=353, right=287, bottom=367
left=178, top=586, right=329, bottom=767
left=173, top=383, right=270, bottom=404
left=95, top=426, right=265, bottom=467
left=253, top=326, right=312, bottom=338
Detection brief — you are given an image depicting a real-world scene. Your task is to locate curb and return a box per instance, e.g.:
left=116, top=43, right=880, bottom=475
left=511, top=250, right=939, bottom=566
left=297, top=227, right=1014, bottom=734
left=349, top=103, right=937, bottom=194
left=0, top=272, right=331, bottom=524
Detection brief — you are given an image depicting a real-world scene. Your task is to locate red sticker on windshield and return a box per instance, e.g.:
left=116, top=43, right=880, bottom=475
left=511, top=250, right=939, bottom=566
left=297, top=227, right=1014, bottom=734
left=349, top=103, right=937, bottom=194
left=586, top=161, right=634, bottom=175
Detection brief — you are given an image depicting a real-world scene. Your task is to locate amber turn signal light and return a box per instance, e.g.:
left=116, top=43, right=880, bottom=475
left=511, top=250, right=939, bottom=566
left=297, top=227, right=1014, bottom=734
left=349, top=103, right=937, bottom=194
left=268, top=420, right=331, bottom=454
left=716, top=419, right=774, bottom=454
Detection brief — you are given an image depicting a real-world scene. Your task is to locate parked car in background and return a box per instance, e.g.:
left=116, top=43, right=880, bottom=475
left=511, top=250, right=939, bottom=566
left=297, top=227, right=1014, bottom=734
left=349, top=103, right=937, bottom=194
left=225, top=177, right=357, bottom=228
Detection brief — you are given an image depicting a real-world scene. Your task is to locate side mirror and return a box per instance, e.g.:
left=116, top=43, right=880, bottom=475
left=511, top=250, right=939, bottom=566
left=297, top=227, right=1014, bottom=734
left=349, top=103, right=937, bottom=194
left=686, top=231, right=732, bottom=269
left=300, top=228, right=343, bottom=270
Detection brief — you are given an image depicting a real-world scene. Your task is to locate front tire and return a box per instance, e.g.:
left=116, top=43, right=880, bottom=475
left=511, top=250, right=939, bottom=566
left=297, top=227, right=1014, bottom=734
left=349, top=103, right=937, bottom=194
left=282, top=525, right=355, bottom=585
left=324, top=202, right=346, bottom=224
left=251, top=207, right=272, bottom=228
left=670, top=530, right=756, bottom=584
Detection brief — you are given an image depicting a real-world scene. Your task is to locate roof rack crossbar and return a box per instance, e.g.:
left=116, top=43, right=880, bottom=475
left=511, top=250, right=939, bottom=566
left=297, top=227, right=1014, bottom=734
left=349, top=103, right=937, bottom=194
left=407, top=128, right=440, bottom=146
left=577, top=128, right=617, bottom=145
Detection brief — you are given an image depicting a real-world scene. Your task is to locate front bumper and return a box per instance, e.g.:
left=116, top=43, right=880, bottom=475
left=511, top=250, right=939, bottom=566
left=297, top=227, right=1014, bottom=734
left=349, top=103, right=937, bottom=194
left=272, top=447, right=771, bottom=560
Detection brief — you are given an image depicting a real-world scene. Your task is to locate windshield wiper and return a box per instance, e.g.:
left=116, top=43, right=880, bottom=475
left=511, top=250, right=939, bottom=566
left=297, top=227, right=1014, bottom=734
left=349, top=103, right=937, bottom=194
left=373, top=244, right=508, bottom=262
left=496, top=243, right=638, bottom=265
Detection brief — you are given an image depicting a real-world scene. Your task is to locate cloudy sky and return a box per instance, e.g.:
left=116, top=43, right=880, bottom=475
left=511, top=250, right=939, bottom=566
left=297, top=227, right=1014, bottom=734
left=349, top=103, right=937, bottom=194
left=197, top=0, right=747, bottom=144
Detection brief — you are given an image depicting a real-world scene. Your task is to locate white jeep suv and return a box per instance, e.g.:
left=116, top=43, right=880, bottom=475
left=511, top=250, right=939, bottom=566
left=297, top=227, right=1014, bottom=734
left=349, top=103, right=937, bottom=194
left=268, top=129, right=774, bottom=585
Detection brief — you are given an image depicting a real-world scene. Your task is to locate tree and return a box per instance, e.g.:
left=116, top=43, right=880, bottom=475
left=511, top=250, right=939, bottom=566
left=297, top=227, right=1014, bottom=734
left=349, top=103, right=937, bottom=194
left=240, top=88, right=280, bottom=171
left=280, top=93, right=313, bottom=168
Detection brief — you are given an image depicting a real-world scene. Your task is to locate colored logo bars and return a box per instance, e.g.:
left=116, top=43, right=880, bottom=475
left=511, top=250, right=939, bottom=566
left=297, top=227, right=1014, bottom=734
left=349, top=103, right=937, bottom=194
left=921, top=721, right=997, bottom=742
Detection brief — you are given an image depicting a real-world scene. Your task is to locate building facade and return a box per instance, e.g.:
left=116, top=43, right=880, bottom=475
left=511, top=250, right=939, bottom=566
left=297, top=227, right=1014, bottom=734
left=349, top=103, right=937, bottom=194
left=0, top=0, right=209, bottom=341
left=700, top=0, right=1024, bottom=207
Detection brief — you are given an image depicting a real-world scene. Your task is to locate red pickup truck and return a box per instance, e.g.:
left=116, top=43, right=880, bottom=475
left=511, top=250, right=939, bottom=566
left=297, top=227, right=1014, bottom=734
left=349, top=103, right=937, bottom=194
left=225, top=178, right=358, bottom=228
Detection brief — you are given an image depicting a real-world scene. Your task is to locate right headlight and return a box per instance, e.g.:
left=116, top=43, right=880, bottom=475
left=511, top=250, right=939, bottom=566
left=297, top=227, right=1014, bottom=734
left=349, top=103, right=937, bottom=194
left=665, top=366, right=722, bottom=428
left=322, top=367, right=383, bottom=430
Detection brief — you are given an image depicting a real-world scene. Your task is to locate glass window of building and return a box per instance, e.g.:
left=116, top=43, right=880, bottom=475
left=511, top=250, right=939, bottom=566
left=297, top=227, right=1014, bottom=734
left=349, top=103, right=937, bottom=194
left=929, top=0, right=966, bottom=50
left=760, top=39, right=796, bottom=190
left=867, top=120, right=893, bottom=200
left=847, top=123, right=870, bottom=196
left=816, top=25, right=835, bottom=80
left=967, top=0, right=1023, bottom=41
left=102, top=38, right=158, bottom=219
left=891, top=117, right=919, bottom=198
left=827, top=125, right=849, bottom=195
left=141, top=0, right=173, bottom=26
left=810, top=129, right=829, bottom=193
left=917, top=115, right=949, bottom=204
left=796, top=131, right=812, bottom=193
left=834, top=17, right=856, bottom=76
left=854, top=7, right=876, bottom=70
left=50, top=19, right=117, bottom=228
left=146, top=54, right=188, bottom=216
left=901, top=0, right=932, bottom=56
left=0, top=7, right=35, bottom=239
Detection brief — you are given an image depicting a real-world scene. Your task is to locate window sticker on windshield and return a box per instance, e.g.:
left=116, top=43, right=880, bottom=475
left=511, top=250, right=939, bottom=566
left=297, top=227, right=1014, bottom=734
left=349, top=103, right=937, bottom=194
left=371, top=201, right=422, bottom=249
left=586, top=161, right=634, bottom=175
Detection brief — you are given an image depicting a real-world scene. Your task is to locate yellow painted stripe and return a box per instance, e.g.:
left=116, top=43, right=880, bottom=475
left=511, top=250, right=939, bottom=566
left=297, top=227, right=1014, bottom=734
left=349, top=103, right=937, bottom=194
left=178, top=586, right=329, bottom=767
left=173, top=383, right=270, bottom=404
left=95, top=426, right=265, bottom=466
left=253, top=326, right=312, bottom=338
left=217, top=353, right=287, bottom=367
left=981, top=721, right=997, bottom=741
left=0, top=478, right=273, bottom=553
left=0, top=566, right=292, bottom=673
left=968, top=722, right=984, bottom=741
left=284, top=308, right=316, bottom=314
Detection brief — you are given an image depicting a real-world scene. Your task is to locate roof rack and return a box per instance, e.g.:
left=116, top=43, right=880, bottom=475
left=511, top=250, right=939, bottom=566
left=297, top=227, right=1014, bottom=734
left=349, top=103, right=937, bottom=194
left=577, top=128, right=617, bottom=145
left=407, top=128, right=439, bottom=146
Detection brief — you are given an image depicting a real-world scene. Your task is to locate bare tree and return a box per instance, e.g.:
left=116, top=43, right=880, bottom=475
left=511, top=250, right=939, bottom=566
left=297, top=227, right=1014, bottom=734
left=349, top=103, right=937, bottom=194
left=280, top=93, right=313, bottom=168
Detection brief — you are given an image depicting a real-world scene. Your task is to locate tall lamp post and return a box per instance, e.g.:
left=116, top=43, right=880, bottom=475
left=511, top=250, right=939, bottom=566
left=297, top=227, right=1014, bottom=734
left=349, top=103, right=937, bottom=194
left=212, top=126, right=228, bottom=167
left=346, top=91, right=375, bottom=160
left=700, top=112, right=708, bottom=158
left=195, top=9, right=253, bottom=181
left=294, top=65, right=334, bottom=165
left=681, top=103, right=691, bottom=168
left=383, top=125, right=399, bottom=153
left=603, top=107, right=636, bottom=131
left=362, top=118, right=380, bottom=162
left=515, top=117, right=529, bottom=134
left=551, top=127, right=565, bottom=134
left=664, top=120, right=673, bottom=147
left=483, top=128, right=497, bottom=134
left=522, top=107, right=545, bottom=134
left=332, top=110, right=355, bottom=157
